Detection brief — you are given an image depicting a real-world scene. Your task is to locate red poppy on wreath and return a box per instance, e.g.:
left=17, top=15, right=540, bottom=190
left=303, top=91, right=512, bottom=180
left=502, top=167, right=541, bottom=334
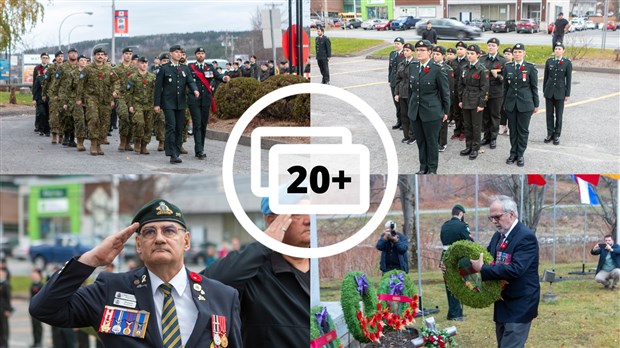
left=189, top=272, right=202, bottom=282
left=496, top=64, right=501, bottom=69
left=473, top=73, right=479, bottom=79
left=423, top=66, right=429, bottom=73
left=98, top=74, right=103, bottom=78
left=520, top=65, right=525, bottom=71
left=143, top=80, right=147, bottom=85
left=559, top=60, right=564, bottom=65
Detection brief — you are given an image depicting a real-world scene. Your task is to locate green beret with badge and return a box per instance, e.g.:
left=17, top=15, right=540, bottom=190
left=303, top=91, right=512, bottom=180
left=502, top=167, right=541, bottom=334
left=467, top=44, right=481, bottom=53
left=487, top=37, right=500, bottom=45
left=513, top=43, right=525, bottom=51
left=456, top=41, right=467, bottom=49
left=415, top=40, right=432, bottom=49
left=131, top=199, right=186, bottom=233
left=434, top=45, right=446, bottom=55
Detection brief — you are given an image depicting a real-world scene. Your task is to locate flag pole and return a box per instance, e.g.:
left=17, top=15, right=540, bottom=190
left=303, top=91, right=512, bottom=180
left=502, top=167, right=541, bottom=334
left=582, top=205, right=587, bottom=274
left=553, top=174, right=556, bottom=272
left=415, top=174, right=424, bottom=321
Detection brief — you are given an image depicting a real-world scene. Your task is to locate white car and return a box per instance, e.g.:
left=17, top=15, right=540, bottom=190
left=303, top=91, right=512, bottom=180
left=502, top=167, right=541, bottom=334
left=570, top=18, right=586, bottom=31
left=585, top=20, right=596, bottom=30
left=361, top=19, right=384, bottom=30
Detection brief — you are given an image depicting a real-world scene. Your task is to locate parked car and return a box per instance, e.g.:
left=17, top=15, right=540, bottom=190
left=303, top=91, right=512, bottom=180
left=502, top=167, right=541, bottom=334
left=492, top=20, right=516, bottom=33
left=570, top=18, right=586, bottom=31
left=606, top=20, right=617, bottom=31
left=585, top=20, right=596, bottom=30
left=517, top=19, right=540, bottom=33
left=0, top=240, right=12, bottom=259
left=375, top=19, right=394, bottom=31
left=415, top=18, right=482, bottom=40
left=361, top=19, right=384, bottom=30
left=29, top=235, right=92, bottom=269
left=470, top=18, right=492, bottom=31
left=390, top=15, right=420, bottom=30
left=342, top=18, right=363, bottom=29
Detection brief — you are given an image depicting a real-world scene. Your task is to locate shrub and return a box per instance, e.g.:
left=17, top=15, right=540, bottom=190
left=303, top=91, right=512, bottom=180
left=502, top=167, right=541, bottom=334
left=256, top=74, right=309, bottom=121
left=213, top=77, right=261, bottom=120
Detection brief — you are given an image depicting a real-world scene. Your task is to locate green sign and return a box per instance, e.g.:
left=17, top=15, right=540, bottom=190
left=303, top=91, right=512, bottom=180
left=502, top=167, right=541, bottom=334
left=29, top=183, right=82, bottom=240
left=40, top=188, right=67, bottom=199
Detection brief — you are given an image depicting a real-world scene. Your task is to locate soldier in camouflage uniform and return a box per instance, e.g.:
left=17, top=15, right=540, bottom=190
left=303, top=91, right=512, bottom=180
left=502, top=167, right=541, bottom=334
left=127, top=57, right=157, bottom=154
left=42, top=50, right=64, bottom=144
left=59, top=54, right=89, bottom=151
left=153, top=53, right=169, bottom=151
left=113, top=47, right=138, bottom=151
left=54, top=47, right=79, bottom=147
left=77, top=47, right=117, bottom=156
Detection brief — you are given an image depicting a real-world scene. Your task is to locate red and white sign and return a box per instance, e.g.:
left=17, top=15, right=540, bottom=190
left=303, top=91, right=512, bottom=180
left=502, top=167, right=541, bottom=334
left=114, top=10, right=129, bottom=37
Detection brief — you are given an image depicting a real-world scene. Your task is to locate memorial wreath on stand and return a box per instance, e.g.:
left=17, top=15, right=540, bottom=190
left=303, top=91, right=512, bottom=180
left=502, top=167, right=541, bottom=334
left=340, top=272, right=383, bottom=343
left=376, top=270, right=418, bottom=330
left=310, top=306, right=342, bottom=348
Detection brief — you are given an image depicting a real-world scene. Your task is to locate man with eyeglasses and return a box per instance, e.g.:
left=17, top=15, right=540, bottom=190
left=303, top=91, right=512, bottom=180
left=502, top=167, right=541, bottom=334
left=30, top=199, right=242, bottom=348
left=468, top=195, right=539, bottom=348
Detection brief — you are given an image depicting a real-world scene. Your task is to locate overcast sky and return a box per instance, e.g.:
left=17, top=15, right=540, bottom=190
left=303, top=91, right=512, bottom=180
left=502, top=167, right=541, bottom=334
left=24, top=0, right=309, bottom=50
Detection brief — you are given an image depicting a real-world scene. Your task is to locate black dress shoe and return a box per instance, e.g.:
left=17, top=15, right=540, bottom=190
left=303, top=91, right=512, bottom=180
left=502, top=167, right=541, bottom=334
left=415, top=170, right=427, bottom=175
left=170, top=156, right=182, bottom=164
left=392, top=122, right=402, bottom=129
left=490, top=139, right=497, bottom=149
left=506, top=155, right=517, bottom=164
left=401, top=138, right=409, bottom=143
left=517, top=157, right=525, bottom=167
left=469, top=150, right=478, bottom=160
left=407, top=138, right=416, bottom=144
left=481, top=138, right=491, bottom=146
left=460, top=148, right=472, bottom=156
left=544, top=136, right=553, bottom=143
left=195, top=152, right=206, bottom=159
left=553, top=137, right=560, bottom=145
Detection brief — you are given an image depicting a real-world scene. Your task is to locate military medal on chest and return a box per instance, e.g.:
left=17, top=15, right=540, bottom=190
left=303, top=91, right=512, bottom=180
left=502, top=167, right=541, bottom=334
left=111, top=308, right=124, bottom=334
left=211, top=314, right=228, bottom=347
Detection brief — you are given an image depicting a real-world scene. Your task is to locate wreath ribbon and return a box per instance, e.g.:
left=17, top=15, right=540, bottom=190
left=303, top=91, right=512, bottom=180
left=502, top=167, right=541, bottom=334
left=310, top=330, right=338, bottom=348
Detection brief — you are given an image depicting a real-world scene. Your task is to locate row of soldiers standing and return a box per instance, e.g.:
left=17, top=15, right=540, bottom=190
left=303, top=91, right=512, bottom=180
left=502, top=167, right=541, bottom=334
left=388, top=37, right=571, bottom=172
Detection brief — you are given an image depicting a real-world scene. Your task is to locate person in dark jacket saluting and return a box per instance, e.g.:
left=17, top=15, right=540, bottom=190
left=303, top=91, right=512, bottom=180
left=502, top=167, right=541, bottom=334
left=543, top=42, right=572, bottom=146
left=315, top=27, right=332, bottom=84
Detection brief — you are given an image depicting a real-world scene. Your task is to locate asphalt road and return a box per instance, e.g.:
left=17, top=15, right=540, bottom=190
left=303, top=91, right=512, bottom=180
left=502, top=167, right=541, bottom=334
left=0, top=112, right=267, bottom=175
left=310, top=55, right=620, bottom=174
left=325, top=26, right=620, bottom=49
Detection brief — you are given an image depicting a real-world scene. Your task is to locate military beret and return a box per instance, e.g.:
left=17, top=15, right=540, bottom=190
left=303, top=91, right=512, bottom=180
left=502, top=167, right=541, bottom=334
left=394, top=37, right=405, bottom=44
left=512, top=43, right=525, bottom=51
left=453, top=204, right=466, bottom=214
left=446, top=48, right=456, bottom=54
left=169, top=44, right=182, bottom=52
left=77, top=55, right=88, bottom=60
left=415, top=40, right=432, bottom=49
left=554, top=42, right=565, bottom=49
left=55, top=50, right=64, bottom=56
left=68, top=47, right=78, bottom=53
left=467, top=44, right=481, bottom=53
left=131, top=199, right=186, bottom=233
left=433, top=45, right=446, bottom=55
left=40, top=52, right=49, bottom=57
left=138, top=56, right=148, bottom=63
left=93, top=47, right=106, bottom=55
left=403, top=43, right=414, bottom=50
left=159, top=53, right=170, bottom=60
left=487, top=37, right=500, bottom=45
left=122, top=47, right=133, bottom=54
left=195, top=47, right=206, bottom=54
left=503, top=47, right=513, bottom=54
left=244, top=60, right=250, bottom=64
left=180, top=48, right=186, bottom=53
left=131, top=54, right=139, bottom=60
left=212, top=60, right=218, bottom=64
left=456, top=41, right=467, bottom=49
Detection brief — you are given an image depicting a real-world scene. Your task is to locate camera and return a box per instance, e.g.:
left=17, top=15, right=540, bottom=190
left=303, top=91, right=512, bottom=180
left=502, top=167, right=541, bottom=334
left=599, top=243, right=607, bottom=250
left=390, top=230, right=396, bottom=237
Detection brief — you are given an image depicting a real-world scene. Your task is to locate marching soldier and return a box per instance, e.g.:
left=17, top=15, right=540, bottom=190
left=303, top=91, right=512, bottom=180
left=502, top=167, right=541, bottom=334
left=153, top=53, right=169, bottom=151
left=389, top=37, right=406, bottom=130
left=432, top=46, right=454, bottom=152
left=543, top=42, right=572, bottom=145
left=32, top=53, right=50, bottom=137
left=458, top=44, right=489, bottom=160
left=315, top=27, right=332, bottom=84
left=77, top=47, right=117, bottom=156
left=503, top=43, right=539, bottom=167
left=54, top=47, right=79, bottom=148
left=127, top=57, right=157, bottom=155
left=153, top=45, right=199, bottom=164
left=450, top=42, right=468, bottom=141
left=179, top=48, right=192, bottom=156
left=499, top=48, right=513, bottom=136
left=187, top=47, right=230, bottom=160
left=113, top=47, right=139, bottom=152
left=43, top=50, right=64, bottom=144
left=479, top=38, right=507, bottom=149
left=408, top=40, right=450, bottom=174
left=394, top=42, right=417, bottom=145
left=59, top=54, right=89, bottom=152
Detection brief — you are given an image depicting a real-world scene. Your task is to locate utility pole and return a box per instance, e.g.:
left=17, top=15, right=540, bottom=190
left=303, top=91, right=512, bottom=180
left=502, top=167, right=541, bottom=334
left=111, top=0, right=116, bottom=64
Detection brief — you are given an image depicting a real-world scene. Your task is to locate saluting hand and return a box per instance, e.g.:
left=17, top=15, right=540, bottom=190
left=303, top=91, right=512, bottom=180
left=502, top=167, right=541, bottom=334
left=78, top=223, right=139, bottom=267
left=264, top=214, right=292, bottom=243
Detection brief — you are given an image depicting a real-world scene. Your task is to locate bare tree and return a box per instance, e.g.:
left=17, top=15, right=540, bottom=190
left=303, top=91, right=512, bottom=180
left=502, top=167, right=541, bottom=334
left=398, top=175, right=417, bottom=269
left=593, top=176, right=618, bottom=239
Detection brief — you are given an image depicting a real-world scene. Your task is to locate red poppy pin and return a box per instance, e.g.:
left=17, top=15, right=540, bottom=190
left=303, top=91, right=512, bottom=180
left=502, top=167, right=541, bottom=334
left=520, top=65, right=525, bottom=71
left=423, top=67, right=429, bottom=73
left=473, top=73, right=479, bottom=79
left=496, top=64, right=501, bottom=69
left=559, top=60, right=564, bottom=65
left=127, top=72, right=131, bottom=77
left=500, top=241, right=507, bottom=250
left=143, top=80, right=147, bottom=85
left=98, top=74, right=103, bottom=78
left=190, top=272, right=202, bottom=282
left=399, top=53, right=403, bottom=58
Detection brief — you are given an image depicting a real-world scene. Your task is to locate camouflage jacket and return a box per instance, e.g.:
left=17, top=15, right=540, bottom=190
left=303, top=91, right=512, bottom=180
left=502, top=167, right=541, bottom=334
left=113, top=63, right=138, bottom=97
left=42, top=62, right=62, bottom=97
left=127, top=71, right=156, bottom=108
left=55, top=63, right=79, bottom=105
left=77, top=63, right=117, bottom=103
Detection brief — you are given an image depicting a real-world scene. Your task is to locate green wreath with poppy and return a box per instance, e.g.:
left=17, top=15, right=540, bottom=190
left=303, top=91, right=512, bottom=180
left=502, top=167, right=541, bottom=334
left=441, top=240, right=502, bottom=308
left=377, top=270, right=418, bottom=330
left=310, top=305, right=342, bottom=348
left=340, top=271, right=382, bottom=343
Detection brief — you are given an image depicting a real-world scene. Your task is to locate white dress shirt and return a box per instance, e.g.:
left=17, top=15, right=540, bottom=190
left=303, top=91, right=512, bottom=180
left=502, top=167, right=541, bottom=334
left=149, top=267, right=198, bottom=346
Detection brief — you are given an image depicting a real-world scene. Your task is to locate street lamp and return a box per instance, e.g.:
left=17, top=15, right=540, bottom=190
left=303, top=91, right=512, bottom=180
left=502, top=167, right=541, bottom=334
left=68, top=24, right=94, bottom=49
left=58, top=11, right=94, bottom=50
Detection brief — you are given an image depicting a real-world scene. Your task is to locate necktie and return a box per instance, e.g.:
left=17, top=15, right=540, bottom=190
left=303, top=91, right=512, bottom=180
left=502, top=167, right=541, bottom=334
left=496, top=235, right=506, bottom=251
left=160, top=283, right=181, bottom=348
left=516, top=63, right=521, bottom=70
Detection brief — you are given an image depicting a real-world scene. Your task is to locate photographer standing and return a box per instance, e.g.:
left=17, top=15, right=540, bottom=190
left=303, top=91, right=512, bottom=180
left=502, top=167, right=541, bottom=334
left=376, top=221, right=409, bottom=274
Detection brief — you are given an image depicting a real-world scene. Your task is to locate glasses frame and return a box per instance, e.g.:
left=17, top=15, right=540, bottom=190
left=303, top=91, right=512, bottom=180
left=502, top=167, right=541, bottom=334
left=139, top=225, right=187, bottom=240
left=487, top=211, right=508, bottom=222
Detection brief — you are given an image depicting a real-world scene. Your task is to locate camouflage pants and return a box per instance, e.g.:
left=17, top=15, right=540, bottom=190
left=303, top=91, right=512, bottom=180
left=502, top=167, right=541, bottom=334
left=116, top=97, right=132, bottom=138
left=48, top=98, right=61, bottom=134
left=68, top=103, right=87, bottom=138
left=153, top=110, right=165, bottom=142
left=182, top=107, right=191, bottom=143
left=85, top=97, right=111, bottom=141
left=131, top=105, right=154, bottom=142
left=60, top=102, right=74, bottom=134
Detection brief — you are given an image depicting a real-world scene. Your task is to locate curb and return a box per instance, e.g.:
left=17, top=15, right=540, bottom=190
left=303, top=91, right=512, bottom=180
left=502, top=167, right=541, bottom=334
left=206, top=128, right=283, bottom=150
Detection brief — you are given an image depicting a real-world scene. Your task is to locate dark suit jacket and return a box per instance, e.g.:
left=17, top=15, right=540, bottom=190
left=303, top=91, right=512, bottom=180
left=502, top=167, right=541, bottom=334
left=154, top=62, right=198, bottom=110
left=591, top=243, right=620, bottom=274
left=480, top=221, right=540, bottom=324
left=388, top=50, right=405, bottom=87
left=30, top=258, right=242, bottom=348
left=502, top=61, right=539, bottom=113
left=187, top=62, right=226, bottom=107
left=407, top=61, right=450, bottom=122
left=543, top=57, right=572, bottom=100
left=315, top=35, right=331, bottom=60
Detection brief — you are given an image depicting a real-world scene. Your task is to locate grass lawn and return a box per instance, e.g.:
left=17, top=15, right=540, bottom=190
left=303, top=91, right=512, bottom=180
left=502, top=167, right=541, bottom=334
left=310, top=37, right=386, bottom=56
left=320, top=261, right=619, bottom=347
left=368, top=40, right=617, bottom=65
left=0, top=90, right=33, bottom=106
